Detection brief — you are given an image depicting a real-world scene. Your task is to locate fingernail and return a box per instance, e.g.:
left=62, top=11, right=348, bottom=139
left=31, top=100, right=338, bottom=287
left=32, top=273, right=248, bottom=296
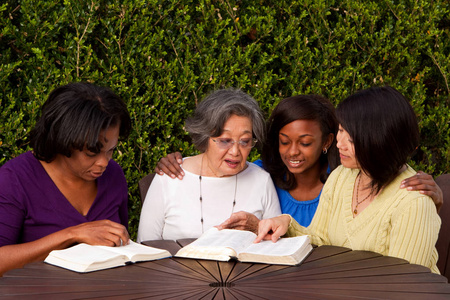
left=171, top=174, right=175, bottom=179
left=407, top=187, right=413, bottom=191
left=400, top=184, right=405, bottom=188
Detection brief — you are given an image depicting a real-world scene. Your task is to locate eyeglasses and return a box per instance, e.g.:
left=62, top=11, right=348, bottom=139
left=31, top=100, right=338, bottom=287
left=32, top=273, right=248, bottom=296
left=211, top=138, right=258, bottom=149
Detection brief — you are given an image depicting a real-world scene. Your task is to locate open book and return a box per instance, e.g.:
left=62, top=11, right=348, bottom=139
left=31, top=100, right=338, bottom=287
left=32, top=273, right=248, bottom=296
left=44, top=241, right=171, bottom=273
left=175, top=228, right=313, bottom=266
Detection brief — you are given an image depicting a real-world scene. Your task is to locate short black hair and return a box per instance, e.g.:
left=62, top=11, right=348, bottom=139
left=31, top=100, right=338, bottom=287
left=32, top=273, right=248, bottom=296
left=336, top=86, right=419, bottom=192
left=262, top=94, right=339, bottom=190
left=30, top=82, right=131, bottom=162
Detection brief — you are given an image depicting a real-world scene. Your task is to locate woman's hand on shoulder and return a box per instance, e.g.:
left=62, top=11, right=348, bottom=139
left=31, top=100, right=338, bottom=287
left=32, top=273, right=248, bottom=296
left=254, top=215, right=291, bottom=243
left=400, top=171, right=443, bottom=212
left=68, top=220, right=130, bottom=247
left=216, top=211, right=260, bottom=233
left=154, top=152, right=184, bottom=179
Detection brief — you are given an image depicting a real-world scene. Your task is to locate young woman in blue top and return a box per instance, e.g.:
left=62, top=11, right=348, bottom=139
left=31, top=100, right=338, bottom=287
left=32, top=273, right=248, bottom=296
left=251, top=95, right=339, bottom=226
left=155, top=95, right=443, bottom=230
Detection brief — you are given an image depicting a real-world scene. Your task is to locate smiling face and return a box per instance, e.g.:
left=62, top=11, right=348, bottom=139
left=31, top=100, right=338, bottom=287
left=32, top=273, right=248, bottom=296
left=60, top=125, right=120, bottom=182
left=204, top=115, right=253, bottom=177
left=336, top=124, right=358, bottom=169
left=278, top=119, right=331, bottom=176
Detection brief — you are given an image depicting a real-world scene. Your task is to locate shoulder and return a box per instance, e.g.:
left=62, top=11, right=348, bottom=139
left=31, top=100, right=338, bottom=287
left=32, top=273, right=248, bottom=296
left=244, top=162, right=271, bottom=179
left=239, top=163, right=276, bottom=194
left=180, top=155, right=202, bottom=174
left=390, top=191, right=439, bottom=228
left=382, top=165, right=421, bottom=201
left=386, top=166, right=435, bottom=208
left=1, top=151, right=36, bottom=172
left=380, top=165, right=438, bottom=221
left=0, top=153, right=39, bottom=231
left=150, top=166, right=198, bottom=190
left=0, top=152, right=41, bottom=184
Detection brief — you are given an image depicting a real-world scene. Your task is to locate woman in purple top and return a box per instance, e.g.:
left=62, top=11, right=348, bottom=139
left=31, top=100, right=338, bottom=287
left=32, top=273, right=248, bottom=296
left=0, top=82, right=131, bottom=275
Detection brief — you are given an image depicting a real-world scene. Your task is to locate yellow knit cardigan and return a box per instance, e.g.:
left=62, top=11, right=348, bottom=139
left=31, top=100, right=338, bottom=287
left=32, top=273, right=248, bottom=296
left=286, top=165, right=441, bottom=274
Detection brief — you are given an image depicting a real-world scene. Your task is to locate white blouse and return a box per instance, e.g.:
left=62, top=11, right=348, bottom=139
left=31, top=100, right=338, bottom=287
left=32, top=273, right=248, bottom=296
left=137, top=162, right=281, bottom=241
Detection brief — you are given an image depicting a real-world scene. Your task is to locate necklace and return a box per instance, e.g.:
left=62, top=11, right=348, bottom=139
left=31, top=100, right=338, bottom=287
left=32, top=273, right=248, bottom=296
left=199, top=155, right=237, bottom=232
left=353, top=172, right=374, bottom=215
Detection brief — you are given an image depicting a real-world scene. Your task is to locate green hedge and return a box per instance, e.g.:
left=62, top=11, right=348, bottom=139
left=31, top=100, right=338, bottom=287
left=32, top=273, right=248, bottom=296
left=1, top=0, right=449, bottom=238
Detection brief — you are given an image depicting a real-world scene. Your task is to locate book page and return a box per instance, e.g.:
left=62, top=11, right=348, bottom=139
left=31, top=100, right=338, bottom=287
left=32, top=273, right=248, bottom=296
left=44, top=243, right=127, bottom=272
left=175, top=228, right=257, bottom=260
left=242, top=235, right=310, bottom=256
left=188, top=228, right=256, bottom=255
left=237, top=235, right=312, bottom=265
left=48, top=244, right=124, bottom=264
left=96, top=241, right=171, bottom=262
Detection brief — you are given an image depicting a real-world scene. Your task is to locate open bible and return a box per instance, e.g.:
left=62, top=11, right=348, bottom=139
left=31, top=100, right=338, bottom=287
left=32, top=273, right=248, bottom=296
left=44, top=241, right=171, bottom=273
left=175, top=228, right=313, bottom=266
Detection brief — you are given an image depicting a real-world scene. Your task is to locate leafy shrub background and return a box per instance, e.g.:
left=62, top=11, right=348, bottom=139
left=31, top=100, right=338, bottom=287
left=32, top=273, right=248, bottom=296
left=1, top=0, right=449, bottom=238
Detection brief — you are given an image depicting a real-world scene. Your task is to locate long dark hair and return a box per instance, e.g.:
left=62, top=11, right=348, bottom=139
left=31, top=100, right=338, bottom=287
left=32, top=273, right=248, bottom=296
left=262, top=95, right=339, bottom=190
left=30, top=82, right=131, bottom=162
left=336, top=86, right=419, bottom=192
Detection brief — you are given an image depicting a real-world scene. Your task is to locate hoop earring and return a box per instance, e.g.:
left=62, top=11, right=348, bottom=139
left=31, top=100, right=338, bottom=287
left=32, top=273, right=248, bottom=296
left=323, top=148, right=327, bottom=154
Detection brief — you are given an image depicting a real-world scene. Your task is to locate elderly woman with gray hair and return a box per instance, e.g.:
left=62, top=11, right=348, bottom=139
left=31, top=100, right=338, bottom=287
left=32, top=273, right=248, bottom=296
left=137, top=89, right=281, bottom=241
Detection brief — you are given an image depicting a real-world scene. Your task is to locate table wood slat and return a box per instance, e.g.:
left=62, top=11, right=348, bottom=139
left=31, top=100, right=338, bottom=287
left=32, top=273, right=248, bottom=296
left=141, top=239, right=182, bottom=256
left=216, top=260, right=236, bottom=283
left=225, top=262, right=278, bottom=282
left=136, top=258, right=213, bottom=282
left=304, top=245, right=352, bottom=261
left=240, top=258, right=430, bottom=284
left=233, top=286, right=450, bottom=300
left=176, top=238, right=196, bottom=248
left=236, top=280, right=450, bottom=293
left=245, top=271, right=447, bottom=285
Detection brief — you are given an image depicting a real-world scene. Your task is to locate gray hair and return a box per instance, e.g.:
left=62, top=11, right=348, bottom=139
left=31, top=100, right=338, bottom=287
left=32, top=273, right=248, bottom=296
left=185, top=88, right=266, bottom=152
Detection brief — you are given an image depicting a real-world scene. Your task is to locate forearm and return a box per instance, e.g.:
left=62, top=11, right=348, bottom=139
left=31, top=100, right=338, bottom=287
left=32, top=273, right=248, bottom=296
left=0, top=228, right=77, bottom=276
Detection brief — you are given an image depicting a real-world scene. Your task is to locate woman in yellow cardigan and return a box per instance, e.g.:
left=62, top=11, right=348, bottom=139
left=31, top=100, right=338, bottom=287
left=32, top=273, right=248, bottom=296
left=255, top=86, right=441, bottom=274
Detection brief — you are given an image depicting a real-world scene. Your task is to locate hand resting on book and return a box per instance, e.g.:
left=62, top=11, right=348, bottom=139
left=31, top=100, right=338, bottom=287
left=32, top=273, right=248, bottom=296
left=216, top=211, right=260, bottom=233
left=255, top=215, right=291, bottom=243
left=70, top=220, right=130, bottom=247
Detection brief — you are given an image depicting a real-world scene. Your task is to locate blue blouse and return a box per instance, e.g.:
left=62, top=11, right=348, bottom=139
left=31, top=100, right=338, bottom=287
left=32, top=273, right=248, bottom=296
left=253, top=159, right=321, bottom=227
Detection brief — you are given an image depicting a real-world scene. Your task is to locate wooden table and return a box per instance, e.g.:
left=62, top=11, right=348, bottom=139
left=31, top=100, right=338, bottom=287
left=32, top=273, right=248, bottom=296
left=1, top=239, right=450, bottom=299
